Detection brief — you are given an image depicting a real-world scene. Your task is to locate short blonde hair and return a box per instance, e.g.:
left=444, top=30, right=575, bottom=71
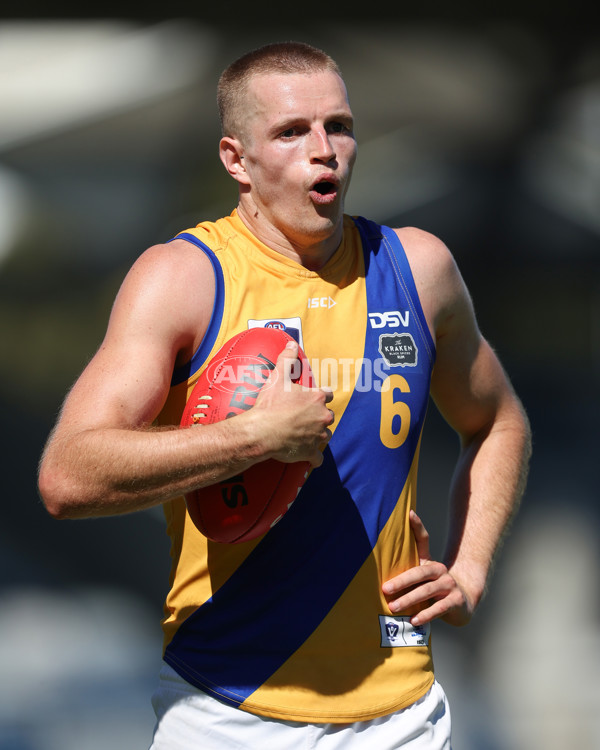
left=217, top=41, right=342, bottom=140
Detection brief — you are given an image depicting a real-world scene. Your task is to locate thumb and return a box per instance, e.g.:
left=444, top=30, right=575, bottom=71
left=276, top=339, right=300, bottom=383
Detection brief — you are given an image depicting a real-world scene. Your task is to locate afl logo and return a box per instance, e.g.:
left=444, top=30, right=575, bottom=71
left=247, top=316, right=304, bottom=348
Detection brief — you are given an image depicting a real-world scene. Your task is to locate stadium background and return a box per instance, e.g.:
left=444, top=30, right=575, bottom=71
left=1, top=10, right=598, bottom=749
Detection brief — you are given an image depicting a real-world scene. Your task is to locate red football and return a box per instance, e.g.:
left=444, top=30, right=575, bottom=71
left=180, top=327, right=316, bottom=544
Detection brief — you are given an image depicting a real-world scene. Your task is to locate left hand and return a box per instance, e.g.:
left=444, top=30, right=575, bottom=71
left=381, top=510, right=475, bottom=627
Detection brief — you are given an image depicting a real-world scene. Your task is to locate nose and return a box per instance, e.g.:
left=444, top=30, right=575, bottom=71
left=309, top=127, right=336, bottom=163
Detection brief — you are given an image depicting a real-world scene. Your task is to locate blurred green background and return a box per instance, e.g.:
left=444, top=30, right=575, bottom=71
left=1, top=10, right=599, bottom=750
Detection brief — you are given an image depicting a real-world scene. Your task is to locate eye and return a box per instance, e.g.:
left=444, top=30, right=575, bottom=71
left=327, top=121, right=352, bottom=136
left=278, top=125, right=305, bottom=139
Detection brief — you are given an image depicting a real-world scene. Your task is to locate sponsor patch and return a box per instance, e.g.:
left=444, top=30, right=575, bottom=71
left=378, top=332, right=418, bottom=367
left=379, top=615, right=430, bottom=648
left=368, top=310, right=410, bottom=328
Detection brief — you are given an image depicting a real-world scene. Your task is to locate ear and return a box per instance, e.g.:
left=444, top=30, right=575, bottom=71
left=219, top=137, right=250, bottom=185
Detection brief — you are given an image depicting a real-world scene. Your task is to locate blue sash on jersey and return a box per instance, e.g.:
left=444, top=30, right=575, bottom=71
left=164, top=218, right=435, bottom=706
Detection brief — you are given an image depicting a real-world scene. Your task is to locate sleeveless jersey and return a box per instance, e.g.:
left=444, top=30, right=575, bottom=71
left=156, top=210, right=437, bottom=723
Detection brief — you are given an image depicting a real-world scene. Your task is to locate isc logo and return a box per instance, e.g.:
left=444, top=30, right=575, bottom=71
left=307, top=296, right=336, bottom=309
left=368, top=311, right=410, bottom=328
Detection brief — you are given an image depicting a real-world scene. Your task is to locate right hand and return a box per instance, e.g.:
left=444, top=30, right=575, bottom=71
left=253, top=340, right=334, bottom=467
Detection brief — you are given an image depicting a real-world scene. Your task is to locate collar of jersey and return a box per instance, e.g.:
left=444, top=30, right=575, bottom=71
left=223, top=209, right=359, bottom=285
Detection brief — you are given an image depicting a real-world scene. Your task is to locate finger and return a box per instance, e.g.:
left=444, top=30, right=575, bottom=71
left=321, top=386, right=334, bottom=404
left=275, top=340, right=299, bottom=382
left=411, top=586, right=468, bottom=627
left=318, top=389, right=335, bottom=426
left=309, top=449, right=325, bottom=468
left=409, top=510, right=431, bottom=563
left=386, top=572, right=455, bottom=618
left=382, top=560, right=445, bottom=597
left=410, top=600, right=452, bottom=627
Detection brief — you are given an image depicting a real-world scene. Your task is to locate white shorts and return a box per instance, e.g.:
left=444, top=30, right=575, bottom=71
left=149, top=662, right=452, bottom=749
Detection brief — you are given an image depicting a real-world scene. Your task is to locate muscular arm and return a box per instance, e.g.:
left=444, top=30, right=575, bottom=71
left=38, top=241, right=333, bottom=520
left=382, top=229, right=531, bottom=625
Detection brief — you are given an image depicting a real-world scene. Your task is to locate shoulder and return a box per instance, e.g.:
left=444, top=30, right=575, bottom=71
left=108, top=238, right=217, bottom=366
left=124, top=238, right=215, bottom=286
left=393, top=226, right=461, bottom=295
left=115, top=239, right=215, bottom=326
left=391, top=226, right=473, bottom=342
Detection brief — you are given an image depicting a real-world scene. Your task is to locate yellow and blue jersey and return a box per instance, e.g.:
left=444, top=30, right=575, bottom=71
left=156, top=210, right=436, bottom=722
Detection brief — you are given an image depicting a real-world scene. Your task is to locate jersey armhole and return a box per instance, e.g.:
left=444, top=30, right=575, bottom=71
left=168, top=232, right=225, bottom=386
left=353, top=216, right=436, bottom=366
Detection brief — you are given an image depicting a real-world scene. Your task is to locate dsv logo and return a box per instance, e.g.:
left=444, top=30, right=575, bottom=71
left=368, top=310, right=410, bottom=329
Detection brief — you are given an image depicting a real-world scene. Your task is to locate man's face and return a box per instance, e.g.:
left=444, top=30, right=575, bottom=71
left=236, top=70, right=357, bottom=252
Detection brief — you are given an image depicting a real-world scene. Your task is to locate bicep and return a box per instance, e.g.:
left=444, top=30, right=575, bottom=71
left=426, top=250, right=518, bottom=442
left=52, top=242, right=214, bottom=437
left=56, top=333, right=174, bottom=436
left=431, top=333, right=516, bottom=443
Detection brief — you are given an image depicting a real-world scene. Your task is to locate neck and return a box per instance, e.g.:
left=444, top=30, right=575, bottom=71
left=235, top=204, right=343, bottom=272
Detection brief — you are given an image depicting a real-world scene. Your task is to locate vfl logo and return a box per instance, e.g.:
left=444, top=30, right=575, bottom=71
left=379, top=333, right=418, bottom=368
left=368, top=311, right=410, bottom=329
left=379, top=615, right=430, bottom=648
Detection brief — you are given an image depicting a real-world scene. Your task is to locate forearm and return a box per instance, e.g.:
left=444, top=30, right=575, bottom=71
left=38, top=416, right=265, bottom=519
left=443, top=404, right=531, bottom=608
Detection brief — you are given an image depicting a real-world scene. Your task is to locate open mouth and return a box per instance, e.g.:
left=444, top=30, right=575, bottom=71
left=310, top=178, right=339, bottom=204
left=313, top=181, right=336, bottom=196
